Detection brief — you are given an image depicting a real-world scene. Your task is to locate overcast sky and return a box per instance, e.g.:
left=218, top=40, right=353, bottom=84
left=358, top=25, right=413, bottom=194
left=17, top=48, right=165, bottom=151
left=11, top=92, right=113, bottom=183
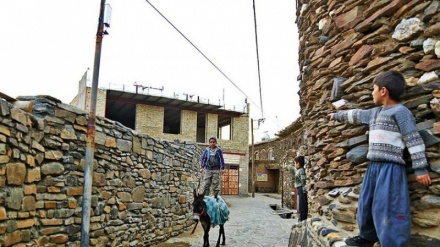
left=0, top=0, right=300, bottom=141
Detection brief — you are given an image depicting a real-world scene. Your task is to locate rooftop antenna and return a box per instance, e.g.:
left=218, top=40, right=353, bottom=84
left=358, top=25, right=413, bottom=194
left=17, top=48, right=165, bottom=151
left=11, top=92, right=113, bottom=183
left=183, top=93, right=194, bottom=101
left=134, top=82, right=164, bottom=94
left=257, top=118, right=265, bottom=128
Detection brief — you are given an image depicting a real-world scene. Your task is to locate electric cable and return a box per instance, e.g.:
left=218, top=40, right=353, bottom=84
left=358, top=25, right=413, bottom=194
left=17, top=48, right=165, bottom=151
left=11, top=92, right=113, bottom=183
left=144, top=0, right=263, bottom=113
left=253, top=0, right=264, bottom=118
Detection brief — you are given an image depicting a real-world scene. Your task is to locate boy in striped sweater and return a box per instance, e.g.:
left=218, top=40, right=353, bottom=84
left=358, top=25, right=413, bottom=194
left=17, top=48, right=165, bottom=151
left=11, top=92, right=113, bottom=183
left=330, top=71, right=431, bottom=247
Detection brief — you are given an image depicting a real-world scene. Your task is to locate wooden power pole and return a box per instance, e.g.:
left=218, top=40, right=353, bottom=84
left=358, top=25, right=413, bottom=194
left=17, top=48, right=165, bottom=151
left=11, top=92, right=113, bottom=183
left=251, top=119, right=255, bottom=198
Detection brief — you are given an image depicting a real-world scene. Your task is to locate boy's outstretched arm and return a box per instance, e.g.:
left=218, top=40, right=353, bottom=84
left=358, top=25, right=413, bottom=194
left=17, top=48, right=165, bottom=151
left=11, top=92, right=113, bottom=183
left=329, top=109, right=372, bottom=124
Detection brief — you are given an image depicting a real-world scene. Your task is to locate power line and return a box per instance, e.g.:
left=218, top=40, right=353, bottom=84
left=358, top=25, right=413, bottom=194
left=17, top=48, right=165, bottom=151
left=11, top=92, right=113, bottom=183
left=252, top=0, right=264, bottom=118
left=144, top=0, right=262, bottom=113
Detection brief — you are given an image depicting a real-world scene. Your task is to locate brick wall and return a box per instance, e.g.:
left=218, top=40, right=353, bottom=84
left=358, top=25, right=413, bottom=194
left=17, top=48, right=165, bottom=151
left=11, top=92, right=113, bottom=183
left=206, top=113, right=218, bottom=140
left=180, top=110, right=197, bottom=140
left=84, top=87, right=106, bottom=117
left=136, top=104, right=163, bottom=135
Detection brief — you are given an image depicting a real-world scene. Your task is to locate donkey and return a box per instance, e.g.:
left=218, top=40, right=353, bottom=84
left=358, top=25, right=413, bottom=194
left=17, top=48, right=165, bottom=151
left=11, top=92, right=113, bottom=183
left=192, top=189, right=229, bottom=247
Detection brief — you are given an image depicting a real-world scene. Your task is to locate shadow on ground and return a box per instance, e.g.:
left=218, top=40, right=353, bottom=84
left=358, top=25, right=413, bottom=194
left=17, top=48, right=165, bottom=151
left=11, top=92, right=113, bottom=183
left=151, top=221, right=204, bottom=247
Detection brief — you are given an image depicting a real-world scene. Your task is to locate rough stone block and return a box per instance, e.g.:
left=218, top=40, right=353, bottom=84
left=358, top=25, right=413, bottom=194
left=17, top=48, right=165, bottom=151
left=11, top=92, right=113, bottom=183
left=6, top=163, right=26, bottom=185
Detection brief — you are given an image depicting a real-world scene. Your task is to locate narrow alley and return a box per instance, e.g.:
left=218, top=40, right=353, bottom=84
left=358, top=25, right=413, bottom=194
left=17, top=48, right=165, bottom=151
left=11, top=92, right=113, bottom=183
left=153, top=193, right=297, bottom=247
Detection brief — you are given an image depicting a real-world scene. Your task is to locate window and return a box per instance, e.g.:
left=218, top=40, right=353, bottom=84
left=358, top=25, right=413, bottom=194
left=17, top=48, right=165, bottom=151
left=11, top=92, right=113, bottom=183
left=218, top=115, right=232, bottom=140
left=268, top=149, right=274, bottom=160
left=163, top=108, right=181, bottom=134
left=105, top=102, right=135, bottom=130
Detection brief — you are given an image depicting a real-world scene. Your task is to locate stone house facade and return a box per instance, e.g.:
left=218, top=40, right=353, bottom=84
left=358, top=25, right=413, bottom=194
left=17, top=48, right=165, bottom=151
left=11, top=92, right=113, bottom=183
left=249, top=121, right=305, bottom=209
left=286, top=0, right=440, bottom=246
left=249, top=140, right=281, bottom=193
left=249, top=139, right=281, bottom=194
left=71, top=81, right=250, bottom=196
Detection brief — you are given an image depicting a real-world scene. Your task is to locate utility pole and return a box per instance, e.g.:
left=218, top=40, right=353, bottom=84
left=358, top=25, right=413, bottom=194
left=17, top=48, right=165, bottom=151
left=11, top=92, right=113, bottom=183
left=281, top=169, right=284, bottom=208
left=251, top=119, right=255, bottom=198
left=81, top=1, right=109, bottom=246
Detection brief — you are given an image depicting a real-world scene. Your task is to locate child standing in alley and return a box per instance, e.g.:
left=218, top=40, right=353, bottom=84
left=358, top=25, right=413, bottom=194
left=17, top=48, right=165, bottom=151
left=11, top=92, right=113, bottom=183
left=287, top=155, right=308, bottom=222
left=200, top=136, right=225, bottom=199
left=330, top=71, right=432, bottom=247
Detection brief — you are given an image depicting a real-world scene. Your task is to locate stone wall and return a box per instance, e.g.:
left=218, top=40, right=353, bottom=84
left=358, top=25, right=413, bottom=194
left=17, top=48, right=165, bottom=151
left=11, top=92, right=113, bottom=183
left=0, top=96, right=201, bottom=247
left=285, top=0, right=440, bottom=245
left=274, top=121, right=307, bottom=209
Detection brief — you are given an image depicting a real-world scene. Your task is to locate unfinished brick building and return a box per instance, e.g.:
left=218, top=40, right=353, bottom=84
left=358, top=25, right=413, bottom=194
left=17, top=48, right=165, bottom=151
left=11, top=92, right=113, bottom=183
left=71, top=78, right=250, bottom=196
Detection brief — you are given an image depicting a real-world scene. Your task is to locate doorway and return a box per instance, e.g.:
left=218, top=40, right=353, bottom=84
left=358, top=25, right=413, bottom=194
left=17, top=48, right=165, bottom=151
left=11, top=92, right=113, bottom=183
left=221, top=164, right=239, bottom=195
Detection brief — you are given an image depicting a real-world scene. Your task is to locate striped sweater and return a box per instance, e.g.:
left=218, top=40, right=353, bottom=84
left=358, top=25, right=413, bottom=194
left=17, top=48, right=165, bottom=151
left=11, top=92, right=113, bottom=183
left=333, top=104, right=428, bottom=175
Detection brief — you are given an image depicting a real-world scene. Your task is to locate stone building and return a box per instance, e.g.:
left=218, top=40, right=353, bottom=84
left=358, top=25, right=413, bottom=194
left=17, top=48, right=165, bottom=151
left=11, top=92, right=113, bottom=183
left=286, top=0, right=440, bottom=246
left=71, top=79, right=250, bottom=196
left=249, top=120, right=305, bottom=210
left=249, top=138, right=281, bottom=193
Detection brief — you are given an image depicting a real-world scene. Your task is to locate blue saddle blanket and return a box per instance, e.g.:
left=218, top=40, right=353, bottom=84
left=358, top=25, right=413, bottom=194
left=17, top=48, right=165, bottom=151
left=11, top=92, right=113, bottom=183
left=203, top=196, right=229, bottom=227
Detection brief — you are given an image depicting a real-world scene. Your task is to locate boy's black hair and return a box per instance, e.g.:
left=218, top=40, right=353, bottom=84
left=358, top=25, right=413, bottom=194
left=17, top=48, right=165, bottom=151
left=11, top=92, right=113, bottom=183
left=373, top=71, right=405, bottom=101
left=294, top=156, right=305, bottom=168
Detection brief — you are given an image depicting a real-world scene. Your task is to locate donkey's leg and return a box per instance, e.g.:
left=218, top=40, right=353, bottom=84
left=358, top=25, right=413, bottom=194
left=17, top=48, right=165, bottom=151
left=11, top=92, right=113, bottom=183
left=202, top=221, right=211, bottom=247
left=204, top=230, right=210, bottom=247
left=220, top=224, right=225, bottom=245
left=216, top=226, right=221, bottom=247
left=216, top=224, right=225, bottom=246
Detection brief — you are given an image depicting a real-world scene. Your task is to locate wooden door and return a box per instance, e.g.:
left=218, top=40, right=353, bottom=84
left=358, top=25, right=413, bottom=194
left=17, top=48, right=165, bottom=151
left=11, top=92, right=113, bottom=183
left=221, top=164, right=239, bottom=195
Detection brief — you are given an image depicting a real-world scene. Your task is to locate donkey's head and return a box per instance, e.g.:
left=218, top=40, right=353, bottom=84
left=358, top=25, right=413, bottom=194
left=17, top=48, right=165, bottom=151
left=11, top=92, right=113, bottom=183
left=192, top=189, right=206, bottom=222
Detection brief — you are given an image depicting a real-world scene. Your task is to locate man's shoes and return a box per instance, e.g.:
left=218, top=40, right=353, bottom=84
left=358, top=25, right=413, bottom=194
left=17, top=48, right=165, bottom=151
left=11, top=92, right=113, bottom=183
left=345, top=235, right=375, bottom=247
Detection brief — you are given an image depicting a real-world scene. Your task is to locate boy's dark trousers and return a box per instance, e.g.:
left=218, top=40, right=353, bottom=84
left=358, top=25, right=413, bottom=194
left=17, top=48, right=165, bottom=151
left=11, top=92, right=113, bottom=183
left=358, top=162, right=411, bottom=247
left=297, top=186, right=308, bottom=221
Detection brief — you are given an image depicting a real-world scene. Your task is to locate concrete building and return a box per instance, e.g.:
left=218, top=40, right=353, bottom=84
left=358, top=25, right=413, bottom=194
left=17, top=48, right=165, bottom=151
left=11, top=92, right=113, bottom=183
left=71, top=77, right=250, bottom=196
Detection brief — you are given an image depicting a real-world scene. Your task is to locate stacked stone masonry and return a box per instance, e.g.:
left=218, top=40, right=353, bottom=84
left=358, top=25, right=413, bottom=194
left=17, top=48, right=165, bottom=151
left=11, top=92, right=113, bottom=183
left=0, top=96, right=201, bottom=247
left=283, top=0, right=440, bottom=246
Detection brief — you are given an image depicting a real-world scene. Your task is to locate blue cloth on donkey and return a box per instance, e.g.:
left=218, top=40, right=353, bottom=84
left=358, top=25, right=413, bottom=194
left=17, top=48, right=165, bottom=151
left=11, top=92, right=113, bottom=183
left=203, top=196, right=229, bottom=227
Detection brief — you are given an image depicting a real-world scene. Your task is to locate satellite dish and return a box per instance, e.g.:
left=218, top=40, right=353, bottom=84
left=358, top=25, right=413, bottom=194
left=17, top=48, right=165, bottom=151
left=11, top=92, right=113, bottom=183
left=261, top=131, right=270, bottom=141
